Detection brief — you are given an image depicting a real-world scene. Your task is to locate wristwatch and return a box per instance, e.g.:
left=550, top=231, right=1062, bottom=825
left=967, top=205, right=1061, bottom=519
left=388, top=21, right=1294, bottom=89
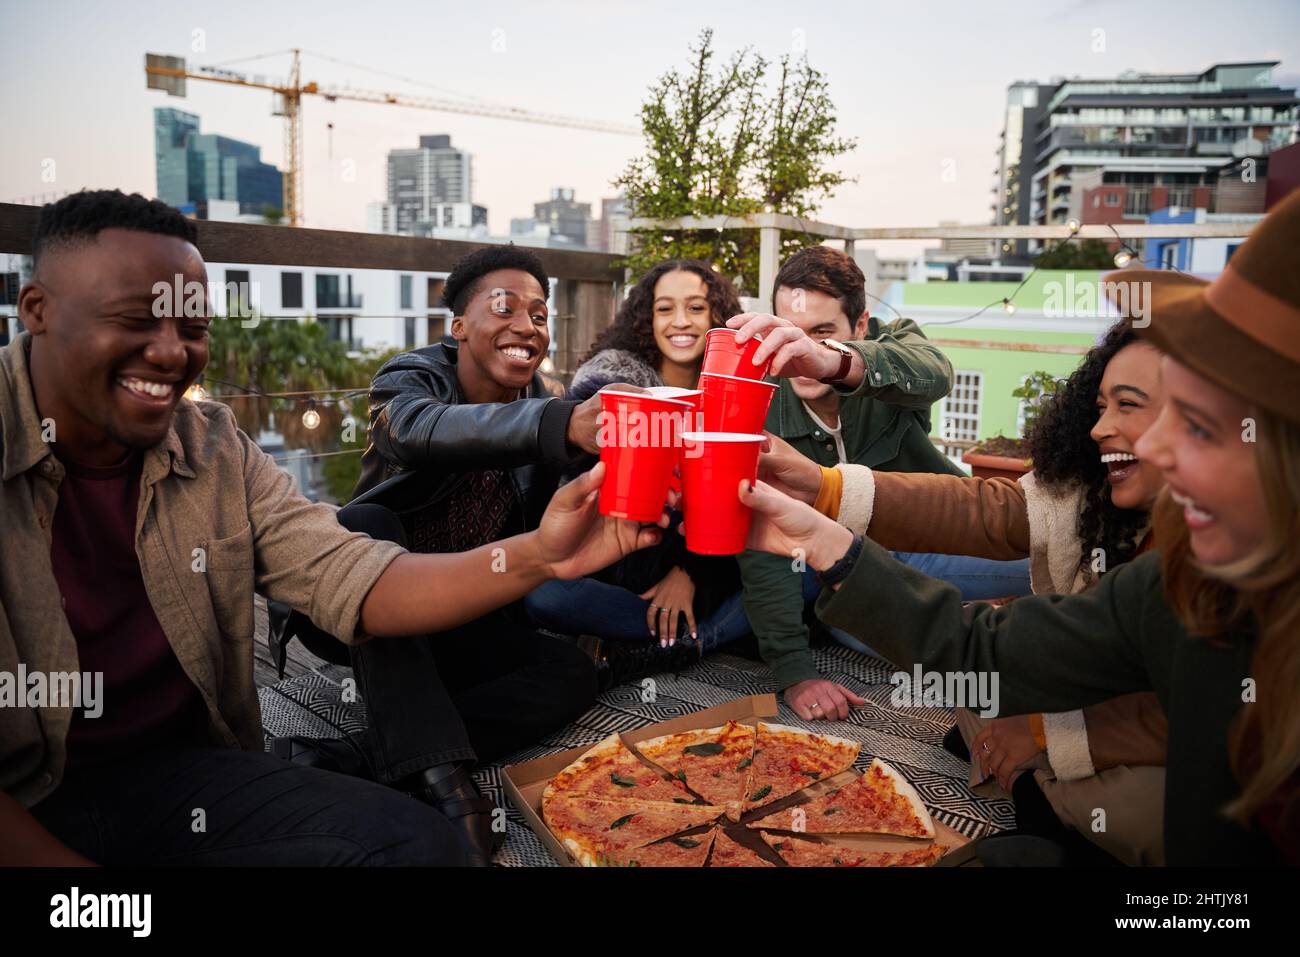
left=815, top=534, right=865, bottom=588
left=817, top=338, right=855, bottom=384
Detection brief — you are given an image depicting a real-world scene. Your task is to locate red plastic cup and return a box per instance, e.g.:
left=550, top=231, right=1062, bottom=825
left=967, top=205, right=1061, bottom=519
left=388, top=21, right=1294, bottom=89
left=699, top=372, right=778, bottom=435
left=702, top=328, right=768, bottom=380
left=645, top=387, right=703, bottom=495
left=597, top=390, right=694, bottom=522
left=680, top=431, right=765, bottom=555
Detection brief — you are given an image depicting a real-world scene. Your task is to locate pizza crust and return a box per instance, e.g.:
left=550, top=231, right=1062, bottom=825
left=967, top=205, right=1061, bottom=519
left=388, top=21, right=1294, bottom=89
left=870, top=758, right=936, bottom=838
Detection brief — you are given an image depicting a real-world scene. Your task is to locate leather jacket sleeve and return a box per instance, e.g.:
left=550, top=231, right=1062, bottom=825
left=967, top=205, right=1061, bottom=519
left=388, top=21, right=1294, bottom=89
left=366, top=349, right=580, bottom=474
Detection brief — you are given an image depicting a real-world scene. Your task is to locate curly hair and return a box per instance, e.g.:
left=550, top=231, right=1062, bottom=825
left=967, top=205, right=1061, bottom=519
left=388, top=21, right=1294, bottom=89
left=33, top=189, right=198, bottom=271
left=442, top=243, right=550, bottom=316
left=1027, top=320, right=1151, bottom=577
left=582, top=260, right=742, bottom=369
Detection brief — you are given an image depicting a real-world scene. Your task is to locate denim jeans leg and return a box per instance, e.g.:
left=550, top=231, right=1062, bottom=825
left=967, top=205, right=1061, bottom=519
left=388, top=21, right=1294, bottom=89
left=525, top=577, right=665, bottom=643
left=889, top=551, right=1031, bottom=601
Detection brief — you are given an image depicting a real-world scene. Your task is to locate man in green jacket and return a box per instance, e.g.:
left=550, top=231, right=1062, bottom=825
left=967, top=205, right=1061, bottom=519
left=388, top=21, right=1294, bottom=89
left=731, top=247, right=1031, bottom=721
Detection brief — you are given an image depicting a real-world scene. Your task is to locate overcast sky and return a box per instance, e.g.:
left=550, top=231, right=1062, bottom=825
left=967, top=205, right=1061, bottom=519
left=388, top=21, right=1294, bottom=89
left=3, top=0, right=1297, bottom=245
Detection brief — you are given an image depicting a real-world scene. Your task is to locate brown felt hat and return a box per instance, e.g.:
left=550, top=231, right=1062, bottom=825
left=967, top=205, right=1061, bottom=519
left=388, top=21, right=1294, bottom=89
left=1102, top=188, right=1300, bottom=425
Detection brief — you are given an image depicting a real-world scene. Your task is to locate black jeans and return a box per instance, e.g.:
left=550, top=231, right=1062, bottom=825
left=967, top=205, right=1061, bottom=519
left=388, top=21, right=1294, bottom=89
left=341, top=504, right=598, bottom=783
left=32, top=746, right=473, bottom=865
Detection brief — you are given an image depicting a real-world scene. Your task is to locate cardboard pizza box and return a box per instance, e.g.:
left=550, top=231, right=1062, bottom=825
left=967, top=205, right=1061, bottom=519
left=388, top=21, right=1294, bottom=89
left=502, top=693, right=977, bottom=867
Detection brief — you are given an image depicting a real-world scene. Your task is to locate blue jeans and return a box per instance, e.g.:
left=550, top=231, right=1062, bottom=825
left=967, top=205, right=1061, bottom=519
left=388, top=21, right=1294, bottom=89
left=803, top=551, right=1031, bottom=658
left=525, top=577, right=751, bottom=653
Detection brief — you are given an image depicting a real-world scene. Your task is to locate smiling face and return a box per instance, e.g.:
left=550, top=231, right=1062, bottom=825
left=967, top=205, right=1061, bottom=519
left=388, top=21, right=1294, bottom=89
left=451, top=267, right=549, bottom=399
left=651, top=269, right=713, bottom=369
left=1090, top=341, right=1165, bottom=511
left=774, top=285, right=867, bottom=402
left=1134, top=357, right=1269, bottom=566
left=21, top=228, right=209, bottom=465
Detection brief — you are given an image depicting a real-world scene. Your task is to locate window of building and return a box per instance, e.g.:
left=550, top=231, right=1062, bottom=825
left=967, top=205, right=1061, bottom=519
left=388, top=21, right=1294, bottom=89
left=316, top=274, right=340, bottom=309
left=281, top=271, right=303, bottom=309
left=400, top=274, right=413, bottom=310
left=321, top=316, right=354, bottom=349
left=0, top=272, right=19, bottom=306
left=427, top=314, right=446, bottom=343
left=1104, top=193, right=1121, bottom=207
left=937, top=371, right=983, bottom=465
left=428, top=278, right=447, bottom=310
left=404, top=316, right=416, bottom=349
left=225, top=269, right=251, bottom=319
left=0, top=317, right=10, bottom=348
left=1161, top=244, right=1178, bottom=269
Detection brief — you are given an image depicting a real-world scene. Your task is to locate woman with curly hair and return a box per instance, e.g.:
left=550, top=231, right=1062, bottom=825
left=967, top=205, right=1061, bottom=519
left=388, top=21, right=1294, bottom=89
left=755, top=318, right=1169, bottom=864
left=567, top=258, right=742, bottom=399
left=525, top=261, right=751, bottom=672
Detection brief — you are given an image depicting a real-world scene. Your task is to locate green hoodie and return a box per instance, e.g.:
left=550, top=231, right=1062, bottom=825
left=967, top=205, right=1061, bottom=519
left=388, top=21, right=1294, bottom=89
left=737, top=316, right=964, bottom=689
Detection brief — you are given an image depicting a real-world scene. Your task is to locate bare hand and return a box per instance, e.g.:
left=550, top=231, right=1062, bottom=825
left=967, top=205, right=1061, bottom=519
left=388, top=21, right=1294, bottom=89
left=537, top=462, right=668, bottom=579
left=972, top=715, right=1044, bottom=793
left=758, top=432, right=824, bottom=505
left=785, top=678, right=867, bottom=721
left=639, top=566, right=697, bottom=647
left=736, top=479, right=854, bottom=574
left=726, top=313, right=839, bottom=381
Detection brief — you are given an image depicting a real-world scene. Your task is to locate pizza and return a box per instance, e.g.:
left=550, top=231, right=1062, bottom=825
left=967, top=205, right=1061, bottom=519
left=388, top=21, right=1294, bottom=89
left=542, top=796, right=723, bottom=867
left=542, top=732, right=695, bottom=806
left=758, top=831, right=945, bottom=868
left=708, top=828, right=777, bottom=867
left=747, top=758, right=935, bottom=838
left=635, top=720, right=757, bottom=819
left=742, top=722, right=860, bottom=815
left=598, top=828, right=718, bottom=868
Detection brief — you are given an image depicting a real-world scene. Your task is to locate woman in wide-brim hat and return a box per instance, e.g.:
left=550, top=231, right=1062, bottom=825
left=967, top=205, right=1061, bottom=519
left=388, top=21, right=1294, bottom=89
left=731, top=189, right=1300, bottom=865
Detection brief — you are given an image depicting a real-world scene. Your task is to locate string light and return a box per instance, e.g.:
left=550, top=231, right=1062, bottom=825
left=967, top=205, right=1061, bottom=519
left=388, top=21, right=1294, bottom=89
left=1113, top=249, right=1133, bottom=268
left=1002, top=298, right=1016, bottom=315
left=1066, top=218, right=1081, bottom=233
left=301, top=407, right=321, bottom=430
left=184, top=383, right=209, bottom=402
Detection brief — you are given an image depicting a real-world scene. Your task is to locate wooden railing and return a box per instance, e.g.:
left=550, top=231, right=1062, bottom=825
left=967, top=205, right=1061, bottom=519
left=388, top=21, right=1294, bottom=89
left=0, top=202, right=623, bottom=381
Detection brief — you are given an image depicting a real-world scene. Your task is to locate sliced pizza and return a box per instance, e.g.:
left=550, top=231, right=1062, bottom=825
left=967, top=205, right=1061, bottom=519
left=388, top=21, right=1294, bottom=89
left=758, top=831, right=945, bottom=868
left=542, top=796, right=722, bottom=867
left=634, top=720, right=757, bottom=819
left=747, top=758, right=935, bottom=838
left=708, top=828, right=777, bottom=867
left=598, top=828, right=718, bottom=868
left=742, top=722, right=860, bottom=815
left=542, top=732, right=695, bottom=806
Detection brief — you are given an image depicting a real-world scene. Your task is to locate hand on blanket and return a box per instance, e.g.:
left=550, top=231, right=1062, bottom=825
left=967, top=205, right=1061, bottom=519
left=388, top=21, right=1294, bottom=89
left=785, top=678, right=867, bottom=722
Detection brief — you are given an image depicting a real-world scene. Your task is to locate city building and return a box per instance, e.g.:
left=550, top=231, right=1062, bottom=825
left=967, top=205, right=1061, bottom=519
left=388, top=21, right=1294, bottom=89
left=1142, top=207, right=1263, bottom=273
left=531, top=187, right=592, bottom=247
left=0, top=253, right=26, bottom=348
left=372, top=134, right=488, bottom=237
left=992, top=62, right=1299, bottom=253
left=154, top=107, right=283, bottom=219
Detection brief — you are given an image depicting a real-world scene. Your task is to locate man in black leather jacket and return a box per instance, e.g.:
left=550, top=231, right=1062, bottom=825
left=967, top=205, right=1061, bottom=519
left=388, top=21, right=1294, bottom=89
left=338, top=245, right=614, bottom=860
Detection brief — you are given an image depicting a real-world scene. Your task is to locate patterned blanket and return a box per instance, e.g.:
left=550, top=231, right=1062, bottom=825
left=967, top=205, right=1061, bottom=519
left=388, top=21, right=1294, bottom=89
left=258, top=647, right=1014, bottom=866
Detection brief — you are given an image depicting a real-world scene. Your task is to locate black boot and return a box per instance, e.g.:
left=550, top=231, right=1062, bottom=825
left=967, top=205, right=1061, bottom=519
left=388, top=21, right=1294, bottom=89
left=400, top=763, right=501, bottom=866
left=596, top=639, right=703, bottom=692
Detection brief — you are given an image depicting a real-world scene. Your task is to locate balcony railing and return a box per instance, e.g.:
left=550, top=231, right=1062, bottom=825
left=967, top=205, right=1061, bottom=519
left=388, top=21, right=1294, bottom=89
left=0, top=203, right=623, bottom=382
left=621, top=212, right=1258, bottom=310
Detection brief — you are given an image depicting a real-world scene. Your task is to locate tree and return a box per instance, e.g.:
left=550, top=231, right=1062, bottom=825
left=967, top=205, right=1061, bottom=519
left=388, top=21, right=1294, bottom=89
left=207, top=314, right=362, bottom=451
left=1034, top=238, right=1119, bottom=270
left=615, top=29, right=855, bottom=293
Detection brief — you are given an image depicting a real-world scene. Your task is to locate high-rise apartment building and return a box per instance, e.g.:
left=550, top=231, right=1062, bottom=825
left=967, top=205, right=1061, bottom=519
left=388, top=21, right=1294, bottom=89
left=381, top=134, right=486, bottom=236
left=992, top=62, right=1298, bottom=253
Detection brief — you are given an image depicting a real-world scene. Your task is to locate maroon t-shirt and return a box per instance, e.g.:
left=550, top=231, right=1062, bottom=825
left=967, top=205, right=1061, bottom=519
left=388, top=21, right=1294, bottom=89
left=49, top=450, right=206, bottom=769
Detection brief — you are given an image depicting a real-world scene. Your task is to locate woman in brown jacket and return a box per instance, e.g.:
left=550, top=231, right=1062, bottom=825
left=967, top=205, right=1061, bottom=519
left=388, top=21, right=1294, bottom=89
left=761, top=320, right=1170, bottom=863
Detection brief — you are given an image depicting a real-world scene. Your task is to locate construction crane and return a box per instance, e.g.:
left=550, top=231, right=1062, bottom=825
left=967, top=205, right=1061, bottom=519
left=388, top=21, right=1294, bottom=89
left=145, top=49, right=638, bottom=226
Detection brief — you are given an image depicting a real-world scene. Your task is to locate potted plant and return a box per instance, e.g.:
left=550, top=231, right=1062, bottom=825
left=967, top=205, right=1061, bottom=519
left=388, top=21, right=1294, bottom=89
left=961, top=371, right=1060, bottom=480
